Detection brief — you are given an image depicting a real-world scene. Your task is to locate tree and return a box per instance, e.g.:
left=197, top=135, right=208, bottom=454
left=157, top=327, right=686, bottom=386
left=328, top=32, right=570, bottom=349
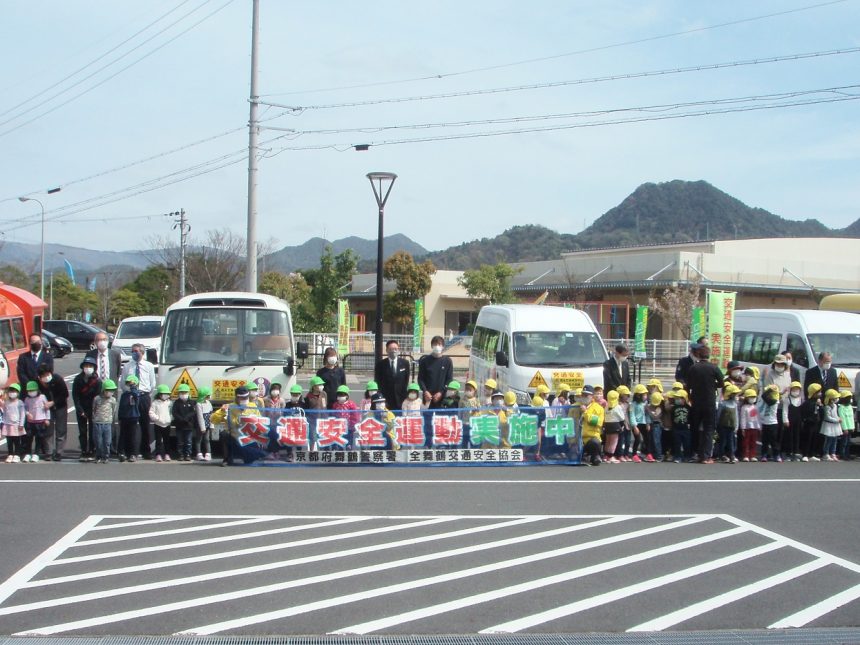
left=648, top=275, right=702, bottom=339
left=109, top=288, right=147, bottom=321
left=125, top=265, right=176, bottom=313
left=50, top=273, right=98, bottom=320
left=0, top=264, right=34, bottom=290
left=457, top=263, right=520, bottom=307
left=258, top=271, right=315, bottom=332
left=383, top=251, right=435, bottom=326
left=302, top=246, right=358, bottom=330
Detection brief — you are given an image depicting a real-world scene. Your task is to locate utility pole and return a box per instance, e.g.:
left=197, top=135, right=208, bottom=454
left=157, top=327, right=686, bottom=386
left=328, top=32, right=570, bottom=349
left=167, top=210, right=190, bottom=297
left=245, top=0, right=261, bottom=292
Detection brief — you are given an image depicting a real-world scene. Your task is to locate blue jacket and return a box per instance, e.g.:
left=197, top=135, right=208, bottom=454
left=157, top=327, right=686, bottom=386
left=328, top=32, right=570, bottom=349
left=118, top=389, right=140, bottom=420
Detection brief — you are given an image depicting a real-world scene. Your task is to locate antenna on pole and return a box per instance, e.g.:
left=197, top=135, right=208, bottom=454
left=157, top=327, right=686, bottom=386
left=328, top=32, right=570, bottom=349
left=245, top=0, right=261, bottom=292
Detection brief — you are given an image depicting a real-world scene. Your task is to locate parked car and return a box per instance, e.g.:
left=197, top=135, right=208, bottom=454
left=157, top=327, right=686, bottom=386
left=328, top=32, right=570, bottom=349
left=42, top=320, right=113, bottom=351
left=41, top=329, right=73, bottom=358
left=113, top=315, right=164, bottom=363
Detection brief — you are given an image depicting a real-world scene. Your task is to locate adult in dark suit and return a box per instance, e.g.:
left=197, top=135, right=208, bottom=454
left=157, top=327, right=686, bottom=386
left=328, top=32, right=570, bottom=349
left=85, top=331, right=122, bottom=384
left=674, top=336, right=708, bottom=387
left=602, top=344, right=632, bottom=393
left=375, top=339, right=410, bottom=410
left=17, top=333, right=54, bottom=386
left=803, top=351, right=839, bottom=394
left=686, top=346, right=725, bottom=463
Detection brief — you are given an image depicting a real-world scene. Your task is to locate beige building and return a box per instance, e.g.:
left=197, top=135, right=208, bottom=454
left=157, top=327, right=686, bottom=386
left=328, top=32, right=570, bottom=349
left=345, top=237, right=860, bottom=346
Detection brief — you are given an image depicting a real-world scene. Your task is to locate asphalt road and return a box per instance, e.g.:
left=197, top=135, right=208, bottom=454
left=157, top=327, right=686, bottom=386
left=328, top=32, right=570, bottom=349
left=0, top=352, right=857, bottom=637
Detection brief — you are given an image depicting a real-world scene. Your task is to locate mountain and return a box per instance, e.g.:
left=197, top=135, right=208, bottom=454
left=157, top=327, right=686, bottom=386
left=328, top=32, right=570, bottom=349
left=264, top=234, right=428, bottom=273
left=0, top=242, right=151, bottom=274
left=427, top=180, right=858, bottom=269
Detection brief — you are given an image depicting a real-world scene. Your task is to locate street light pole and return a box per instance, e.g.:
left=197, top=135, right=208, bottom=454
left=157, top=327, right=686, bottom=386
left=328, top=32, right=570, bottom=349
left=245, top=0, right=261, bottom=292
left=366, top=172, right=397, bottom=361
left=17, top=196, right=45, bottom=300
left=167, top=209, right=190, bottom=297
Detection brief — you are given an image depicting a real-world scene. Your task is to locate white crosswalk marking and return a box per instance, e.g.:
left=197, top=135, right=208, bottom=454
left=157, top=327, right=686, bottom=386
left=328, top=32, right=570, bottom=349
left=0, top=514, right=857, bottom=636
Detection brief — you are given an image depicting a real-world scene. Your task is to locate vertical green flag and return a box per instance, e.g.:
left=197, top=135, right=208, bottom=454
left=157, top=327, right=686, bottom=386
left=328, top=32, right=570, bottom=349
left=706, top=290, right=736, bottom=369
left=690, top=306, right=705, bottom=342
left=413, top=299, right=424, bottom=353
left=634, top=305, right=648, bottom=358
left=337, top=299, right=350, bottom=356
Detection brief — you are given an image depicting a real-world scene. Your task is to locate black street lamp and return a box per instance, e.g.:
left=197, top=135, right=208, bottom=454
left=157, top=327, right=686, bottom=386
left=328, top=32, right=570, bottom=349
left=366, top=172, right=397, bottom=362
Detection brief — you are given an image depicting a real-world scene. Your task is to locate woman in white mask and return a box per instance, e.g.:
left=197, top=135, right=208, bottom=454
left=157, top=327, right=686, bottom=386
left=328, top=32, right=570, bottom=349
left=764, top=354, right=792, bottom=442
left=315, top=346, right=346, bottom=410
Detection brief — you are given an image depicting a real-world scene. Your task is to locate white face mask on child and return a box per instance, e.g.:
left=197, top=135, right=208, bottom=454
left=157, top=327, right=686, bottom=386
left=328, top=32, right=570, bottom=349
left=407, top=392, right=418, bottom=400
left=337, top=395, right=347, bottom=403
left=7, top=392, right=17, bottom=400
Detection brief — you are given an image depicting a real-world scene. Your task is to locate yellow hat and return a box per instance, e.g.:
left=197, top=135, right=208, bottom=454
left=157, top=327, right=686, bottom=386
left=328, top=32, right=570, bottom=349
left=465, top=380, right=478, bottom=391
left=674, top=389, right=689, bottom=401
left=764, top=384, right=780, bottom=399
left=743, top=389, right=758, bottom=398
left=573, top=388, right=583, bottom=396
left=606, top=390, right=620, bottom=407
left=647, top=379, right=663, bottom=392
left=536, top=384, right=550, bottom=395
left=484, top=378, right=497, bottom=390
left=790, top=381, right=802, bottom=389
left=672, top=381, right=683, bottom=390
left=839, top=390, right=853, bottom=399
left=616, top=385, right=631, bottom=396
left=531, top=395, right=544, bottom=406
left=504, top=391, right=517, bottom=406
left=824, top=389, right=840, bottom=404
left=807, top=383, right=822, bottom=398
left=649, top=392, right=663, bottom=406
left=633, top=383, right=648, bottom=395
left=556, top=383, right=571, bottom=393
left=724, top=384, right=741, bottom=397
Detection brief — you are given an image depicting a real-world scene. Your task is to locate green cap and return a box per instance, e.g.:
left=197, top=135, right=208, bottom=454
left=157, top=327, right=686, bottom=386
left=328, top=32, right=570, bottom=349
left=290, top=384, right=302, bottom=395
left=245, top=381, right=258, bottom=391
left=125, top=374, right=139, bottom=385
left=102, top=379, right=117, bottom=391
left=447, top=380, right=461, bottom=391
left=407, top=382, right=420, bottom=392
left=156, top=384, right=171, bottom=395
left=177, top=383, right=191, bottom=393
left=310, top=376, right=325, bottom=387
left=7, top=383, right=21, bottom=392
left=336, top=384, right=350, bottom=394
left=26, top=380, right=39, bottom=392
left=197, top=386, right=212, bottom=402
left=366, top=380, right=379, bottom=391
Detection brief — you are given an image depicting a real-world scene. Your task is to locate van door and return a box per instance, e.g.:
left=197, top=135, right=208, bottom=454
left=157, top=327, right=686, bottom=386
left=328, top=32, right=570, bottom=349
left=785, top=333, right=810, bottom=369
left=496, top=331, right=511, bottom=391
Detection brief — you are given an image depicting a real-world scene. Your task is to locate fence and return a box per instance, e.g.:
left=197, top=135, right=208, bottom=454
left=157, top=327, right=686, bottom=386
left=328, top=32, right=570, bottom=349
left=297, top=332, right=689, bottom=384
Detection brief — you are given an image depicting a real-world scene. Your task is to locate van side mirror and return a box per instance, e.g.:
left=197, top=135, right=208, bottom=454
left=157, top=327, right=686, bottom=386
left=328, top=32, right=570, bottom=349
left=495, top=350, right=508, bottom=367
left=296, top=341, right=309, bottom=360
left=146, top=348, right=158, bottom=364
left=284, top=357, right=296, bottom=376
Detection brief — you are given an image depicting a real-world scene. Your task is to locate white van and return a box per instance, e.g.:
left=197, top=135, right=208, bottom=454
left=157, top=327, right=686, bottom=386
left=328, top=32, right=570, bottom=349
left=733, top=309, right=860, bottom=390
left=469, top=304, right=609, bottom=404
left=113, top=315, right=164, bottom=364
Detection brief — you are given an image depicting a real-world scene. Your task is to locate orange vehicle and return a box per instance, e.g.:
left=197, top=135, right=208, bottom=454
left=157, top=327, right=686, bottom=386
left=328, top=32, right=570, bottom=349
left=0, top=284, right=47, bottom=388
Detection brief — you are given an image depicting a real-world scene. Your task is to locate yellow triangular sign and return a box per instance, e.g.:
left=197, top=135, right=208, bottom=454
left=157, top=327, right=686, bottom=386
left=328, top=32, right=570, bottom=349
left=838, top=371, right=852, bottom=389
left=171, top=368, right=199, bottom=399
left=528, top=370, right=548, bottom=389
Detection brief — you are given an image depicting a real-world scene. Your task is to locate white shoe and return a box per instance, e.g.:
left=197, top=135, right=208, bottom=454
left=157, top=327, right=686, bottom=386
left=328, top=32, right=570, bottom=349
left=12, top=455, right=20, bottom=463
left=195, top=453, right=204, bottom=461
left=801, top=456, right=809, bottom=462
left=4, top=455, right=12, bottom=463
left=31, top=454, right=40, bottom=463
left=22, top=454, right=32, bottom=463
left=811, top=456, right=821, bottom=462
left=204, top=453, right=211, bottom=461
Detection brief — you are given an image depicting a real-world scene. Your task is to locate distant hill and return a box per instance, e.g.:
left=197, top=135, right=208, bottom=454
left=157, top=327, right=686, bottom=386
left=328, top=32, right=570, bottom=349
left=0, top=242, right=150, bottom=274
left=265, top=233, right=428, bottom=273
left=428, top=180, right=859, bottom=269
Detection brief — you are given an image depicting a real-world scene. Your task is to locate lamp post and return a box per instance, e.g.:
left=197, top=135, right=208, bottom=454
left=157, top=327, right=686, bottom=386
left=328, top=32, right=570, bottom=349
left=17, top=196, right=46, bottom=300
left=366, top=172, right=397, bottom=361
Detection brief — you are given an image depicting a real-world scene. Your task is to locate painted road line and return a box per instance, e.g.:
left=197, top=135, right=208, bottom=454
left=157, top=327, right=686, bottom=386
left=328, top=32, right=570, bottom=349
left=479, top=541, right=784, bottom=633
left=0, top=516, right=592, bottom=617
left=0, top=516, right=101, bottom=606
left=90, top=516, right=196, bottom=531
left=19, top=516, right=704, bottom=635
left=333, top=524, right=746, bottom=635
left=769, top=582, right=860, bottom=628
left=627, top=559, right=830, bottom=632
left=177, top=516, right=712, bottom=635
left=1, top=478, right=859, bottom=485
left=50, top=516, right=372, bottom=564
left=27, top=516, right=460, bottom=586
left=72, top=516, right=286, bottom=546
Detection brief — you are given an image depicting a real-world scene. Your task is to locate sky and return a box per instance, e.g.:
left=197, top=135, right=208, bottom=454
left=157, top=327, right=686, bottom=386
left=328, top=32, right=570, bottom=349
left=0, top=0, right=858, bottom=257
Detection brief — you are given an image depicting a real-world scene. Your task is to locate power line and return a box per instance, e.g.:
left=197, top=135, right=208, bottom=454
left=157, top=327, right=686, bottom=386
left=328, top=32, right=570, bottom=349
left=263, top=47, right=860, bottom=113
left=0, top=0, right=237, bottom=139
left=260, top=85, right=860, bottom=137
left=0, top=0, right=195, bottom=118
left=260, top=93, right=860, bottom=153
left=261, top=0, right=849, bottom=97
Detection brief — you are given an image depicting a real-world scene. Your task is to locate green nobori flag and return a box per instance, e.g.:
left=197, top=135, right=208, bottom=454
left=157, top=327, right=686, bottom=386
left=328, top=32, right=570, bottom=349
left=690, top=306, right=705, bottom=343
left=413, top=299, right=424, bottom=353
left=634, top=305, right=648, bottom=358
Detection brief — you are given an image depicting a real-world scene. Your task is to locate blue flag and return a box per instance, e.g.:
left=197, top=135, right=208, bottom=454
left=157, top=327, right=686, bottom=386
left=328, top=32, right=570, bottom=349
left=63, top=258, right=76, bottom=285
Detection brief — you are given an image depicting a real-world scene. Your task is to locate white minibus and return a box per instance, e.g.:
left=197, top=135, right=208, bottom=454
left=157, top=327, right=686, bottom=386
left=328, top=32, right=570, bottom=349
left=469, top=304, right=608, bottom=404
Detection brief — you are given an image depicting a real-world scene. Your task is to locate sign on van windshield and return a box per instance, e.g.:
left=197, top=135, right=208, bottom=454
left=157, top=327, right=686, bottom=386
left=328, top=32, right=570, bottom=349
left=513, top=332, right=605, bottom=368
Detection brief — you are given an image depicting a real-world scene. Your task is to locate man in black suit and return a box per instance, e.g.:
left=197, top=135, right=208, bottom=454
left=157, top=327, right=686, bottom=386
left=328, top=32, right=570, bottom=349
left=85, top=331, right=122, bottom=384
left=375, top=339, right=410, bottom=411
left=602, top=344, right=632, bottom=393
left=803, top=351, right=839, bottom=394
left=17, top=333, right=54, bottom=386
left=674, top=336, right=708, bottom=387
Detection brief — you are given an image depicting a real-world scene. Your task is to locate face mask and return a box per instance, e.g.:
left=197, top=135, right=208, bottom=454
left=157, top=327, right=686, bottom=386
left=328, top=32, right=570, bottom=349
left=431, top=345, right=443, bottom=355
left=103, top=391, right=113, bottom=397
left=327, top=356, right=338, bottom=366
left=269, top=389, right=281, bottom=399
left=291, top=394, right=301, bottom=402
left=30, top=342, right=41, bottom=352
left=368, top=390, right=378, bottom=398
left=41, top=375, right=52, bottom=383
left=337, top=395, right=347, bottom=403
left=83, top=367, right=94, bottom=376
left=407, top=392, right=418, bottom=400
left=387, top=350, right=398, bottom=360
left=374, top=403, right=385, bottom=410
left=161, top=394, right=170, bottom=401
left=237, top=396, right=250, bottom=405
left=785, top=359, right=793, bottom=367
left=492, top=398, right=503, bottom=407
left=790, top=390, right=801, bottom=398
left=132, top=351, right=142, bottom=362
left=313, top=385, right=323, bottom=394
left=731, top=370, right=741, bottom=378
left=774, top=366, right=785, bottom=373
left=179, top=393, right=189, bottom=401
left=446, top=389, right=456, bottom=398
left=28, top=391, right=38, bottom=398
left=746, top=397, right=757, bottom=404
left=97, top=340, right=108, bottom=351
left=7, top=392, right=17, bottom=400
left=823, top=362, right=832, bottom=370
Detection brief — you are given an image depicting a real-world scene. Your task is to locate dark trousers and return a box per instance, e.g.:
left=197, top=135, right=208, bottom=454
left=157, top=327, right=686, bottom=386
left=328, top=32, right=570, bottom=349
left=77, top=412, right=92, bottom=456
left=783, top=423, right=799, bottom=456
left=583, top=438, right=602, bottom=464
left=154, top=425, right=171, bottom=458
left=761, top=424, right=780, bottom=459
left=674, top=426, right=692, bottom=459
left=52, top=406, right=68, bottom=457
left=6, top=436, right=22, bottom=457
left=219, top=430, right=234, bottom=463
left=26, top=421, right=51, bottom=456
left=119, top=419, right=140, bottom=458
left=690, top=406, right=716, bottom=459
left=177, top=427, right=193, bottom=457
left=137, top=393, right=152, bottom=457
left=801, top=422, right=820, bottom=458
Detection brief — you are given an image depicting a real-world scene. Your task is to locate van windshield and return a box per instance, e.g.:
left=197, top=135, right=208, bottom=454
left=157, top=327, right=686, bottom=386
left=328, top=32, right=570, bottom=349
left=513, top=331, right=606, bottom=367
left=116, top=321, right=162, bottom=339
left=807, top=333, right=860, bottom=367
